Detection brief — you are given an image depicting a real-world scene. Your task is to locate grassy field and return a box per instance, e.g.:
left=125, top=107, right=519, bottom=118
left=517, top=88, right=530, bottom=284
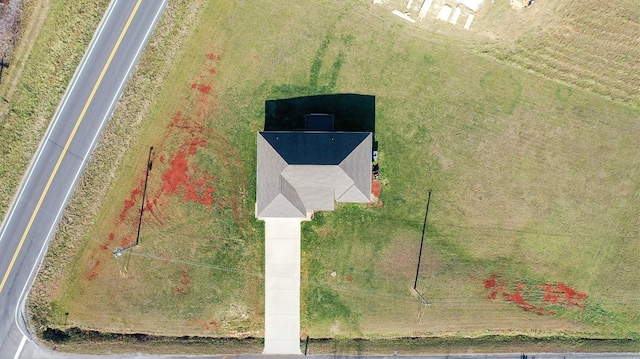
left=0, top=0, right=109, bottom=221
left=25, top=0, right=640, bottom=354
left=476, top=0, right=640, bottom=107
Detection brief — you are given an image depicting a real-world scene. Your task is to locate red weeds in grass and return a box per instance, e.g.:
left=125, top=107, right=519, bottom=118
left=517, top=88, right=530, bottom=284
left=119, top=234, right=133, bottom=248
left=85, top=260, right=101, bottom=280
left=180, top=272, right=191, bottom=285
left=119, top=187, right=142, bottom=221
left=484, top=274, right=498, bottom=289
left=117, top=107, right=217, bottom=232
left=484, top=274, right=587, bottom=316
left=159, top=147, right=216, bottom=206
left=191, top=83, right=211, bottom=94
left=206, top=53, right=221, bottom=60
left=184, top=174, right=216, bottom=205
left=162, top=150, right=189, bottom=194
left=539, top=282, right=588, bottom=308
left=203, top=321, right=219, bottom=331
left=188, top=139, right=208, bottom=154
left=171, top=110, right=183, bottom=126
left=505, top=291, right=537, bottom=312
left=174, top=269, right=191, bottom=296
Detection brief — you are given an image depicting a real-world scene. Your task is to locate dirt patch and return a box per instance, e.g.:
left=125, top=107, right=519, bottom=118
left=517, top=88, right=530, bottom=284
left=369, top=177, right=383, bottom=208
left=372, top=178, right=381, bottom=198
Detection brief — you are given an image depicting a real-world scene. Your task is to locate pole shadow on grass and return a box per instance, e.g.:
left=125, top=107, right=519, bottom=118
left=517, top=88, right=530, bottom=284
left=264, top=94, right=376, bottom=139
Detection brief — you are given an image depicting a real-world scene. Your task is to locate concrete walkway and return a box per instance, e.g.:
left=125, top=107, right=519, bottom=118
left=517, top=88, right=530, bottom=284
left=263, top=218, right=303, bottom=355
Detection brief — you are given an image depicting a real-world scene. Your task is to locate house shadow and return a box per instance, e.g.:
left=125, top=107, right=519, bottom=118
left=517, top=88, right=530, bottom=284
left=264, top=94, right=375, bottom=137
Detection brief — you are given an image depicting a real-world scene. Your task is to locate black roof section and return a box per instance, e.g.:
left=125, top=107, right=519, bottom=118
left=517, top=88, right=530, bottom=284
left=260, top=131, right=370, bottom=165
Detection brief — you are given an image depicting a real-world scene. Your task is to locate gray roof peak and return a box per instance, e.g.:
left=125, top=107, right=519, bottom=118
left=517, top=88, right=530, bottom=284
left=257, top=131, right=372, bottom=219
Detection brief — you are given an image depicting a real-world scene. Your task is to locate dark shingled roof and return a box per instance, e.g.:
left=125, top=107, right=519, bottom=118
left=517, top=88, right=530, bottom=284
left=256, top=131, right=372, bottom=219
left=260, top=132, right=370, bottom=165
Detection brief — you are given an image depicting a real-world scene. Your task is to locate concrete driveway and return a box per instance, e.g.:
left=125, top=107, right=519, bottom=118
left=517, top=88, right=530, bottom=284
left=263, top=218, right=303, bottom=355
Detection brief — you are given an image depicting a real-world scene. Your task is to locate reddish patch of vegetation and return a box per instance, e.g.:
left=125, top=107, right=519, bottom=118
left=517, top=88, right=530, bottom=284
left=174, top=269, right=191, bottom=296
left=505, top=291, right=537, bottom=312
left=346, top=275, right=353, bottom=282
left=484, top=274, right=587, bottom=316
left=119, top=187, right=142, bottom=221
left=104, top=49, right=258, bottom=273
left=161, top=150, right=189, bottom=194
left=539, top=282, right=588, bottom=308
left=157, top=146, right=217, bottom=206
left=171, top=111, right=183, bottom=126
left=191, top=83, right=212, bottom=94
left=484, top=274, right=498, bottom=289
left=85, top=260, right=101, bottom=280
left=203, top=321, right=219, bottom=330
left=119, top=234, right=133, bottom=248
left=99, top=243, right=109, bottom=250
left=181, top=275, right=190, bottom=285
left=108, top=232, right=115, bottom=241
left=184, top=175, right=216, bottom=205
left=206, top=53, right=221, bottom=60
left=198, top=84, right=211, bottom=94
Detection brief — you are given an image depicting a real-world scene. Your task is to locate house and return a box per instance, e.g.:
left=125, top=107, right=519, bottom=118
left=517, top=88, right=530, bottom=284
left=256, top=129, right=372, bottom=219
left=256, top=106, right=373, bottom=355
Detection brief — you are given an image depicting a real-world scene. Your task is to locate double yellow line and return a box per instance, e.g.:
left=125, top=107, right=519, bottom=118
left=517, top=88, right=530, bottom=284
left=0, top=0, right=143, bottom=294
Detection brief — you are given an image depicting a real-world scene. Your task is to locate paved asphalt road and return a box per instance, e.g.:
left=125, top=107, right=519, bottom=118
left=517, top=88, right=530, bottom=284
left=0, top=0, right=167, bottom=357
left=0, top=1, right=638, bottom=359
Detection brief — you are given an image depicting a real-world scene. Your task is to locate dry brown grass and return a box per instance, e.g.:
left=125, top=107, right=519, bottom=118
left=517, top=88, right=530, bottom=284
left=477, top=0, right=640, bottom=106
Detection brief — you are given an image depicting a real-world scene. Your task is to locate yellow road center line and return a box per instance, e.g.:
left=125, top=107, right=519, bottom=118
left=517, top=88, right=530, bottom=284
left=0, top=0, right=143, bottom=294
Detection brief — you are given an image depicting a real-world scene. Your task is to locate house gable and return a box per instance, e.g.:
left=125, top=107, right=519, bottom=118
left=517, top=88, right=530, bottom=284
left=256, top=131, right=372, bottom=219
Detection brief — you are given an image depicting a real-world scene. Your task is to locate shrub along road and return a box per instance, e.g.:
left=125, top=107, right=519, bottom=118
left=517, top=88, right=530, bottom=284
left=0, top=0, right=167, bottom=358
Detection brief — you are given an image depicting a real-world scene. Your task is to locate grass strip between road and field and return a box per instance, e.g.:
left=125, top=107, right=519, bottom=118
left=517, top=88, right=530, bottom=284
left=38, top=327, right=640, bottom=355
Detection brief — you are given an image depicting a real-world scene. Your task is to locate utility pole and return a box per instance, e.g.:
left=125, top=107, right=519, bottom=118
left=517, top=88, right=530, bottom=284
left=413, top=189, right=431, bottom=305
left=114, top=146, right=153, bottom=258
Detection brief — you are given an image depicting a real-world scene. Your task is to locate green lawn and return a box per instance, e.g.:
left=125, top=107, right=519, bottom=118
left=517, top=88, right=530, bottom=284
left=29, top=0, right=640, bottom=353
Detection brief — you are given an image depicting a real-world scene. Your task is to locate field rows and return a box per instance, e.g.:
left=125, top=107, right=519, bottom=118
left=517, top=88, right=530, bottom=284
left=493, top=0, right=640, bottom=106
